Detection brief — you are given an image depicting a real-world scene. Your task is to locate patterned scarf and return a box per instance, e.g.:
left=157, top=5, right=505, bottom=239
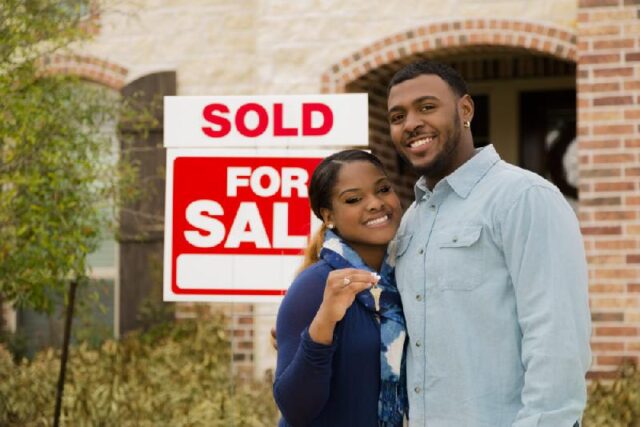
left=319, top=230, right=408, bottom=427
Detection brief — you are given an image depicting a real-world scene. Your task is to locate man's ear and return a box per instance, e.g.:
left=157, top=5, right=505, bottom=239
left=460, top=94, right=474, bottom=124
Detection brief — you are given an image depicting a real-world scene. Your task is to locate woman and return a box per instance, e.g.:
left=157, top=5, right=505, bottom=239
left=273, top=150, right=408, bottom=427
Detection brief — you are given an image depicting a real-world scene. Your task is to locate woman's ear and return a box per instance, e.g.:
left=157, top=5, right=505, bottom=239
left=320, top=208, right=334, bottom=228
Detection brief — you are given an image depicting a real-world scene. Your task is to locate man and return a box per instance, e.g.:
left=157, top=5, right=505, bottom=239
left=386, top=60, right=591, bottom=426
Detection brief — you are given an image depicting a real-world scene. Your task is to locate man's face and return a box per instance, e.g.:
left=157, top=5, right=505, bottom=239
left=387, top=74, right=473, bottom=183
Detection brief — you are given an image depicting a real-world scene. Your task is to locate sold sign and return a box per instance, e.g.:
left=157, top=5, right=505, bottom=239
left=163, top=95, right=367, bottom=302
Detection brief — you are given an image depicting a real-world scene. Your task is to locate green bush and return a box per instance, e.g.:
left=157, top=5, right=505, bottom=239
left=0, top=315, right=279, bottom=426
left=583, top=362, right=640, bottom=427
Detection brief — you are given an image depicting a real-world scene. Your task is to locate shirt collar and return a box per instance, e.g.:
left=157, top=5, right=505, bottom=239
left=413, top=144, right=501, bottom=201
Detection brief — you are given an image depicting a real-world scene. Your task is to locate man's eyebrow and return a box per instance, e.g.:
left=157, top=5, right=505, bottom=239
left=387, top=95, right=439, bottom=113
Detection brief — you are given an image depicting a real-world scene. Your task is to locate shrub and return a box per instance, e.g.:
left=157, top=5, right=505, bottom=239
left=583, top=362, right=640, bottom=427
left=0, top=315, right=279, bottom=426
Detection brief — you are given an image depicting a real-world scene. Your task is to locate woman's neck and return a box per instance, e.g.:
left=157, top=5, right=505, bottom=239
left=351, top=243, right=386, bottom=272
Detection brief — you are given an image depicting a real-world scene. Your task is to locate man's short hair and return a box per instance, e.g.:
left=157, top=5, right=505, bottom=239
left=388, top=60, right=469, bottom=98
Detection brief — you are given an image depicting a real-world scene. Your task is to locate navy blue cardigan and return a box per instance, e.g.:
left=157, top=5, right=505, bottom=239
left=273, top=260, right=381, bottom=427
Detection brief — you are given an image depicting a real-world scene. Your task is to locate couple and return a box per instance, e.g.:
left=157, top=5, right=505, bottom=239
left=273, top=60, right=592, bottom=427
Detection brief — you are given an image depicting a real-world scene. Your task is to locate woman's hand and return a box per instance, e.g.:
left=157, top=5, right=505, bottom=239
left=309, top=268, right=378, bottom=344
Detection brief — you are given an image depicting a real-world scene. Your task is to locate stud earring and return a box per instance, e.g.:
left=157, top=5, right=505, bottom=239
left=327, top=223, right=335, bottom=229
left=463, top=120, right=471, bottom=128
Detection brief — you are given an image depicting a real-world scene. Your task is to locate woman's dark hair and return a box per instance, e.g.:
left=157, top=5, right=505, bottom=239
left=308, top=149, right=386, bottom=220
left=387, top=60, right=468, bottom=98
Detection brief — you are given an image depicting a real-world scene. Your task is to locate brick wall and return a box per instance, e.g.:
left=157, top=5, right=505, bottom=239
left=577, top=0, right=640, bottom=379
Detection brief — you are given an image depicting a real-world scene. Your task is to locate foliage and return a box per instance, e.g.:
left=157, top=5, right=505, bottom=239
left=0, top=0, right=146, bottom=314
left=583, top=362, right=640, bottom=427
left=0, top=316, right=279, bottom=426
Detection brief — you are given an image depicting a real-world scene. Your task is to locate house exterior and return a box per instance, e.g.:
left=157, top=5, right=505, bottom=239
left=22, top=0, right=639, bottom=380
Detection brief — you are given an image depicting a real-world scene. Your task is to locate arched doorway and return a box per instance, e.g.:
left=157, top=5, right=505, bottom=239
left=322, top=19, right=578, bottom=208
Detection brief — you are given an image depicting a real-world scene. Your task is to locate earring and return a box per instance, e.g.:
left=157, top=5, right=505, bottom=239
left=463, top=120, right=471, bottom=128
left=327, top=223, right=335, bottom=229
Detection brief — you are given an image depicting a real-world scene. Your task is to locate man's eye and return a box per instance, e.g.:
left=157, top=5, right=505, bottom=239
left=420, top=104, right=434, bottom=112
left=389, top=113, right=404, bottom=124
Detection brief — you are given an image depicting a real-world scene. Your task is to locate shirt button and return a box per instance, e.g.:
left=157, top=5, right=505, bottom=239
left=430, top=204, right=436, bottom=210
left=418, top=248, right=424, bottom=254
left=416, top=340, right=422, bottom=347
left=414, top=386, right=421, bottom=394
left=416, top=294, right=422, bottom=301
left=452, top=237, right=458, bottom=243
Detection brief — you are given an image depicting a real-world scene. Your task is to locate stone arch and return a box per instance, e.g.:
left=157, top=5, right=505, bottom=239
left=321, top=18, right=576, bottom=93
left=321, top=18, right=577, bottom=206
left=39, top=53, right=128, bottom=90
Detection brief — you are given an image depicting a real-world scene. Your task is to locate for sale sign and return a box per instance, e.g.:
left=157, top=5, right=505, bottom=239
left=163, top=94, right=368, bottom=302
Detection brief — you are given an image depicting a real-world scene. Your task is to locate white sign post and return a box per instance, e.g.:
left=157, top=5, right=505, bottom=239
left=163, top=94, right=368, bottom=302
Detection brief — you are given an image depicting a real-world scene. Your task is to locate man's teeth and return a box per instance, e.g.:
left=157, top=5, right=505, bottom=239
left=366, top=215, right=389, bottom=226
left=409, top=137, right=433, bottom=148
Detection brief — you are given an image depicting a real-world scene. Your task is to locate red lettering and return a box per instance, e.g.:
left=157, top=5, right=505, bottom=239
left=202, top=103, right=231, bottom=138
left=236, top=103, right=269, bottom=137
left=273, top=103, right=298, bottom=136
left=302, top=103, right=333, bottom=136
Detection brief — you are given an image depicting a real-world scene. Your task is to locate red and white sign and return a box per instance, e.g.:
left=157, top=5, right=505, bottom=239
left=163, top=94, right=367, bottom=302
left=164, top=94, right=368, bottom=148
left=164, top=150, right=330, bottom=301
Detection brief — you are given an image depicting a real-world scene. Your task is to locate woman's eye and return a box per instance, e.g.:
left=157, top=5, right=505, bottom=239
left=345, top=197, right=360, bottom=204
left=378, top=185, right=392, bottom=193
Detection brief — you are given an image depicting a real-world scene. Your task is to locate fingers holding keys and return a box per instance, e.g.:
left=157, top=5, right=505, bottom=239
left=310, top=268, right=380, bottom=344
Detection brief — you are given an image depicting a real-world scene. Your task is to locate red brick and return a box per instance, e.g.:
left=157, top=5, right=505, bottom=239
left=628, top=254, right=640, bottom=263
left=581, top=226, right=622, bottom=235
left=624, top=109, right=640, bottom=120
left=593, top=96, right=634, bottom=107
left=594, top=210, right=636, bottom=220
left=591, top=342, right=624, bottom=352
left=627, top=196, right=640, bottom=205
left=594, top=269, right=638, bottom=279
left=594, top=181, right=636, bottom=192
left=593, top=153, right=635, bottom=162
left=581, top=196, right=622, bottom=206
left=625, top=81, right=640, bottom=90
left=626, top=167, right=640, bottom=177
left=580, top=168, right=621, bottom=178
left=628, top=284, right=640, bottom=292
left=580, top=53, right=621, bottom=64
left=594, top=239, right=636, bottom=250
left=595, top=326, right=638, bottom=336
left=593, top=39, right=635, bottom=49
left=626, top=53, right=640, bottom=62
left=597, top=356, right=637, bottom=366
left=592, top=312, right=625, bottom=321
left=578, top=0, right=620, bottom=8
left=590, top=283, right=626, bottom=292
left=593, top=67, right=633, bottom=78
left=625, top=139, right=640, bottom=148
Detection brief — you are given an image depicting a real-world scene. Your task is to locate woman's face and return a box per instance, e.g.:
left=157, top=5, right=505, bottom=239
left=321, top=160, right=402, bottom=253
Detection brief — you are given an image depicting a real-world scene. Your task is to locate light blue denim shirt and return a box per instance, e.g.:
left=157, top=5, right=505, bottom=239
left=392, top=145, right=591, bottom=427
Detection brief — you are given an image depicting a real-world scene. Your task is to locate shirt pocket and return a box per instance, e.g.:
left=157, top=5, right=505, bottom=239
left=433, top=224, right=485, bottom=291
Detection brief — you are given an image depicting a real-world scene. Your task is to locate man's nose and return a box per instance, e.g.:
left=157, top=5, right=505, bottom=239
left=404, top=111, right=423, bottom=135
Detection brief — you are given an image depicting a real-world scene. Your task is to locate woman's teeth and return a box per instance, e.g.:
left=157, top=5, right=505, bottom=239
left=366, top=215, right=389, bottom=226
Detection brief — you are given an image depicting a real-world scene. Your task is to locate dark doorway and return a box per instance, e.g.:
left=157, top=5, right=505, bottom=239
left=519, top=90, right=577, bottom=203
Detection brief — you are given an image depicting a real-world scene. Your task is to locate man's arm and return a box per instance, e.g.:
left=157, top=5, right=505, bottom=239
left=500, top=185, right=592, bottom=427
